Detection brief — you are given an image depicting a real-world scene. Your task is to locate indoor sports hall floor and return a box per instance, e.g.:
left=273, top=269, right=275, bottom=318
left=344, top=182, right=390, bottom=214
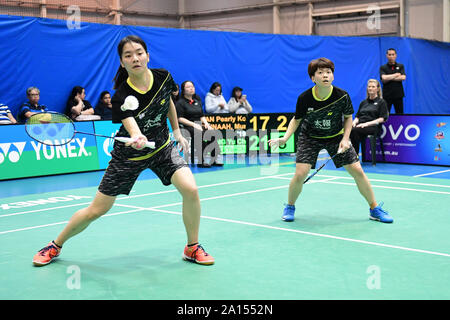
left=1, top=154, right=449, bottom=300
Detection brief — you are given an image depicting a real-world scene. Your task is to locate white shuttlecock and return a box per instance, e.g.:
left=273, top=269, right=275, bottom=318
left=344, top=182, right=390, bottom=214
left=120, top=96, right=139, bottom=111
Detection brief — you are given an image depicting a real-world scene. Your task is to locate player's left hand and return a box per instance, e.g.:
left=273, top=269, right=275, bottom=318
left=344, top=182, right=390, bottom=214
left=338, top=138, right=352, bottom=153
left=175, top=135, right=189, bottom=153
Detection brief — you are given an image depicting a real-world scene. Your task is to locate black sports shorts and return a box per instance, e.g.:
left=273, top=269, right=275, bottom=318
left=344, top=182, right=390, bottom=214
left=99, top=141, right=188, bottom=196
left=295, top=133, right=359, bottom=169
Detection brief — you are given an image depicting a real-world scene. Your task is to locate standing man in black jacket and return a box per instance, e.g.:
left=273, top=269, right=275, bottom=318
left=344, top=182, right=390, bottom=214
left=379, top=48, right=406, bottom=114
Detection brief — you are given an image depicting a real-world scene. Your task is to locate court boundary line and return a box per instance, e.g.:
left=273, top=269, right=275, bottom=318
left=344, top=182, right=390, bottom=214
left=113, top=204, right=450, bottom=258
left=2, top=176, right=449, bottom=258
left=413, top=169, right=450, bottom=178
left=2, top=171, right=450, bottom=219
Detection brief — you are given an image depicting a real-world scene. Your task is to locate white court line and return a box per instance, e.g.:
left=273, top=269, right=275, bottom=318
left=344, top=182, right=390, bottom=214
left=323, top=181, right=450, bottom=195
left=2, top=172, right=450, bottom=219
left=0, top=208, right=144, bottom=235
left=271, top=175, right=450, bottom=194
left=413, top=169, right=450, bottom=178
left=317, top=174, right=450, bottom=188
left=0, top=173, right=294, bottom=219
left=3, top=181, right=450, bottom=258
left=115, top=204, right=450, bottom=258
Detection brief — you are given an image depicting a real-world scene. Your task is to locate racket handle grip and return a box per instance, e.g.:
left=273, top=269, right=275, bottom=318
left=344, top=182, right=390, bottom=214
left=114, top=137, right=155, bottom=149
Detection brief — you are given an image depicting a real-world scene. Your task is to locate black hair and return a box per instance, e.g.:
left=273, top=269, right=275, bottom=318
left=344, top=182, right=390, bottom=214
left=99, top=90, right=110, bottom=100
left=180, top=80, right=200, bottom=101
left=113, top=35, right=149, bottom=89
left=308, top=57, right=335, bottom=78
left=65, top=86, right=84, bottom=116
left=386, top=48, right=397, bottom=53
left=209, top=82, right=222, bottom=94
left=231, top=86, right=243, bottom=99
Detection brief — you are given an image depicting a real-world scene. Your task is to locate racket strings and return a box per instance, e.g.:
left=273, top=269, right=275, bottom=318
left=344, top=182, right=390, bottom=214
left=25, top=113, right=75, bottom=146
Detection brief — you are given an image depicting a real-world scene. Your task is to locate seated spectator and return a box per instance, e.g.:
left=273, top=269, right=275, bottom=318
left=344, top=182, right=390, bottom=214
left=171, top=83, right=180, bottom=103
left=94, top=91, right=113, bottom=120
left=205, top=82, right=229, bottom=113
left=176, top=80, right=223, bottom=167
left=0, top=103, right=17, bottom=124
left=350, top=79, right=389, bottom=155
left=17, top=87, right=48, bottom=123
left=65, top=86, right=99, bottom=121
left=228, top=86, right=253, bottom=114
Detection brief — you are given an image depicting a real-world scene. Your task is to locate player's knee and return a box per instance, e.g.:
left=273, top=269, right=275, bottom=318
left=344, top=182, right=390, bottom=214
left=182, top=185, right=199, bottom=201
left=85, top=205, right=110, bottom=221
left=293, top=170, right=308, bottom=183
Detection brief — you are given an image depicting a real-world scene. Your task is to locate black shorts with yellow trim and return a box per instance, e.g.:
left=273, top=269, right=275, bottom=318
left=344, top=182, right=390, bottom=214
left=296, top=133, right=359, bottom=169
left=98, top=140, right=188, bottom=196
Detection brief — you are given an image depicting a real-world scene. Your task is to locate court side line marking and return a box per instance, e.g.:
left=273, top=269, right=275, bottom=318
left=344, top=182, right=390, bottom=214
left=413, top=169, right=450, bottom=178
left=2, top=185, right=450, bottom=258
left=273, top=174, right=450, bottom=189
left=271, top=177, right=450, bottom=195
left=316, top=174, right=450, bottom=188
left=0, top=208, right=144, bottom=235
left=326, top=181, right=450, bottom=195
left=2, top=171, right=450, bottom=219
left=0, top=185, right=291, bottom=234
left=117, top=204, right=450, bottom=258
left=0, top=173, right=294, bottom=219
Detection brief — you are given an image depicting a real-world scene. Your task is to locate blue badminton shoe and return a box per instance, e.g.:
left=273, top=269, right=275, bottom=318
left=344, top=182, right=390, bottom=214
left=369, top=202, right=393, bottom=223
left=282, top=204, right=295, bottom=222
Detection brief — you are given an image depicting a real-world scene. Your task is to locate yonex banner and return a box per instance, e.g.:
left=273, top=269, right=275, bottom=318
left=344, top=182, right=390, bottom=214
left=364, top=115, right=450, bottom=166
left=0, top=122, right=100, bottom=180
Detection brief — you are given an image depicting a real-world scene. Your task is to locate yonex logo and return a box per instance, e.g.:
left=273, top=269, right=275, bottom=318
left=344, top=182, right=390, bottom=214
left=0, top=142, right=26, bottom=164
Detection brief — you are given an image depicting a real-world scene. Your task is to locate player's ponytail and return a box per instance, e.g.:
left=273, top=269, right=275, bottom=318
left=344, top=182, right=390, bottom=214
left=113, top=65, right=128, bottom=89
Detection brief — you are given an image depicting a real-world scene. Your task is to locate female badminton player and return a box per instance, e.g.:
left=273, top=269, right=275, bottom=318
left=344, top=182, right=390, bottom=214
left=268, top=57, right=393, bottom=223
left=32, top=35, right=214, bottom=266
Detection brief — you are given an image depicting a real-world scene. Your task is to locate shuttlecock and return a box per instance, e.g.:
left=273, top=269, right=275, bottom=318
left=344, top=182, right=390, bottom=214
left=121, top=96, right=139, bottom=111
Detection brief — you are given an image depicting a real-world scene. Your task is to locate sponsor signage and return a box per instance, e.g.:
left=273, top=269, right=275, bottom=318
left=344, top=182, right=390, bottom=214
left=93, top=121, right=122, bottom=169
left=0, top=122, right=100, bottom=180
left=364, top=115, right=450, bottom=166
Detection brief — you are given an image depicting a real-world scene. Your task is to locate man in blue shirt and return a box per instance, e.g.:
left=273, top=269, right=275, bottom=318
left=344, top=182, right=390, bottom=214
left=18, top=87, right=48, bottom=123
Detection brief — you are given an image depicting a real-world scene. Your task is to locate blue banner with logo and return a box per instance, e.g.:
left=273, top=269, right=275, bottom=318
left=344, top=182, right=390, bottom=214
left=0, top=14, right=449, bottom=120
left=93, top=121, right=122, bottom=169
left=364, top=115, right=450, bottom=166
left=0, top=122, right=100, bottom=180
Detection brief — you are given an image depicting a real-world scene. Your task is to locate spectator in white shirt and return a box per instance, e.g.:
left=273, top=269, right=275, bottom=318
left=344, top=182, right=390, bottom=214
left=228, top=86, right=252, bottom=114
left=205, top=82, right=229, bottom=113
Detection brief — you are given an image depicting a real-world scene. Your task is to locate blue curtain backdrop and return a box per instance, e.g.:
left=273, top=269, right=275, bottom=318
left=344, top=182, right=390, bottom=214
left=1, top=15, right=449, bottom=118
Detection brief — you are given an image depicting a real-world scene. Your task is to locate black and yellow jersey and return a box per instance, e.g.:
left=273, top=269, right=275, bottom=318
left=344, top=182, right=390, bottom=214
left=295, top=86, right=354, bottom=138
left=111, top=68, right=177, bottom=160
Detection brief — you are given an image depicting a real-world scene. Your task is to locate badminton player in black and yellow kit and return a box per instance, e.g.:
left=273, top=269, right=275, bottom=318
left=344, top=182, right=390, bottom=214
left=269, top=58, right=393, bottom=223
left=33, top=35, right=214, bottom=266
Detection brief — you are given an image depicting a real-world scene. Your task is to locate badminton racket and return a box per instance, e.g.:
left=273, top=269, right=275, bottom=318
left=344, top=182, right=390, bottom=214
left=25, top=112, right=155, bottom=148
left=303, top=147, right=349, bottom=184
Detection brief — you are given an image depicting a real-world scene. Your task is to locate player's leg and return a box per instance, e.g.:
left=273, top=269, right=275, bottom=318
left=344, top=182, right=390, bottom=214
left=33, top=191, right=116, bottom=266
left=171, top=167, right=214, bottom=265
left=344, top=161, right=393, bottom=223
left=288, top=163, right=311, bottom=205
left=344, top=161, right=375, bottom=206
left=282, top=134, right=320, bottom=222
left=171, top=167, right=200, bottom=245
left=55, top=191, right=116, bottom=246
left=32, top=153, right=143, bottom=266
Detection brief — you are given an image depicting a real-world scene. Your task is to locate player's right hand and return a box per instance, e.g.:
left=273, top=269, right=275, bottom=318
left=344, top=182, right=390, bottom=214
left=126, top=134, right=148, bottom=150
left=268, top=137, right=287, bottom=150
